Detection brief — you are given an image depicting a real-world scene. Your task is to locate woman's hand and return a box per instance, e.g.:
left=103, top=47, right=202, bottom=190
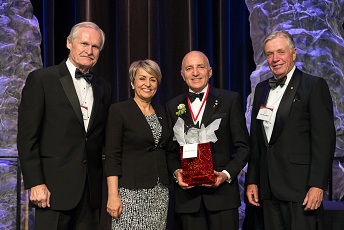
left=107, top=195, right=123, bottom=220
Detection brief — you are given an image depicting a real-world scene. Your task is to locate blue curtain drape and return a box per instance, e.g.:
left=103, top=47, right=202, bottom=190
left=30, top=0, right=254, bottom=106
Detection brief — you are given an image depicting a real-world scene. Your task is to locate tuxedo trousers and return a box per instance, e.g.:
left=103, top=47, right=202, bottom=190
left=263, top=197, right=324, bottom=230
left=178, top=197, right=239, bottom=230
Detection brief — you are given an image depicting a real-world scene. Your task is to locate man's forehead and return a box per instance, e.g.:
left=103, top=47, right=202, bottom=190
left=264, top=40, right=288, bottom=51
left=183, top=58, right=207, bottom=66
left=184, top=62, right=206, bottom=66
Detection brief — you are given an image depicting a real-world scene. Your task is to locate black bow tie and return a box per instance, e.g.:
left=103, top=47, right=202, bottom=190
left=75, top=69, right=93, bottom=84
left=269, top=76, right=286, bottom=89
left=188, top=92, right=204, bottom=103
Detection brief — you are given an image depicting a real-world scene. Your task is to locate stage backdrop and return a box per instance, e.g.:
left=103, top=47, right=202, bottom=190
left=1, top=0, right=344, bottom=229
left=30, top=0, right=254, bottom=105
left=0, top=0, right=254, bottom=229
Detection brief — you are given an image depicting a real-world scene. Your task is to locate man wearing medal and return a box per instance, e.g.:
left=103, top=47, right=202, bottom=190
left=246, top=30, right=335, bottom=230
left=166, top=50, right=250, bottom=229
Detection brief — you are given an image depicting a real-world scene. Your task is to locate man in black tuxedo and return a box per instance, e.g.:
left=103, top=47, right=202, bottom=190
left=166, top=50, right=250, bottom=229
left=246, top=30, right=335, bottom=230
left=17, top=22, right=111, bottom=230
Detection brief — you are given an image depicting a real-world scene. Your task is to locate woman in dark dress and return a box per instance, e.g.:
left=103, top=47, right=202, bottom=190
left=105, top=60, right=170, bottom=229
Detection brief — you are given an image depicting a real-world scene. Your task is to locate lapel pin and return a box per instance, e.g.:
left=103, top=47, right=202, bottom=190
left=213, top=100, right=218, bottom=108
left=291, top=86, right=294, bottom=90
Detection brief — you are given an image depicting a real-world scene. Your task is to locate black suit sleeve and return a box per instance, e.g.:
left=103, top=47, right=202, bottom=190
left=104, top=104, right=124, bottom=176
left=17, top=71, right=46, bottom=189
left=246, top=84, right=264, bottom=185
left=225, top=92, right=251, bottom=178
left=308, top=77, right=335, bottom=189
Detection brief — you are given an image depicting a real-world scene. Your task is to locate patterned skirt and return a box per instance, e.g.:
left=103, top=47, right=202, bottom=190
left=112, top=183, right=169, bottom=230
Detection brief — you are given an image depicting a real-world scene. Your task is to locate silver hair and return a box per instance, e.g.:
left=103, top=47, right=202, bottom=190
left=67, top=21, right=105, bottom=51
left=263, top=30, right=295, bottom=51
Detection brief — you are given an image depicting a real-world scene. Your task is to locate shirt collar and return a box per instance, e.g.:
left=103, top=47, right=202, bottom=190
left=188, top=84, right=209, bottom=94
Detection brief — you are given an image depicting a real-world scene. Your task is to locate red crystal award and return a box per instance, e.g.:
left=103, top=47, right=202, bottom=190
left=180, top=142, right=216, bottom=185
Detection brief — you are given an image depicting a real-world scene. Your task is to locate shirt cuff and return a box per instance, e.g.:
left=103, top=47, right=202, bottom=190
left=173, top=171, right=179, bottom=183
left=222, top=170, right=232, bottom=183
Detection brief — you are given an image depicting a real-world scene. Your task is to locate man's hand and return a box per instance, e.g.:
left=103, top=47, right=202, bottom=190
left=246, top=184, right=260, bottom=206
left=30, top=184, right=51, bottom=208
left=303, top=187, right=323, bottom=210
left=201, top=170, right=227, bottom=188
left=174, top=169, right=194, bottom=189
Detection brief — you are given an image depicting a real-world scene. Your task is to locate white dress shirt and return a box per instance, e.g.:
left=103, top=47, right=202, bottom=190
left=66, top=59, right=94, bottom=131
left=189, top=86, right=208, bottom=125
left=263, top=65, right=295, bottom=142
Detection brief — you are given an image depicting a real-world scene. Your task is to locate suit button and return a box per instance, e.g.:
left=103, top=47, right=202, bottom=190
left=268, top=145, right=272, bottom=148
left=83, top=160, right=87, bottom=164
left=85, top=138, right=88, bottom=141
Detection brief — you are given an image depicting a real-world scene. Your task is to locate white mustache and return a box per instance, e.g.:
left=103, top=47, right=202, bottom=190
left=80, top=53, right=94, bottom=60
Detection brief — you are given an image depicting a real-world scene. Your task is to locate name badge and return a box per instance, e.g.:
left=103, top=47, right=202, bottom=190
left=183, top=143, right=198, bottom=159
left=256, top=105, right=273, bottom=121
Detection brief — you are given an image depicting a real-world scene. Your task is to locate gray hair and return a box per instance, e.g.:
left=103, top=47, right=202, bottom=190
left=263, top=30, right=295, bottom=51
left=67, top=21, right=105, bottom=51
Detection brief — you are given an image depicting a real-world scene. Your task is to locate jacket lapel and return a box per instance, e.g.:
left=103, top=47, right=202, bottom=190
left=201, top=88, right=221, bottom=126
left=58, top=62, right=84, bottom=130
left=87, top=72, right=101, bottom=132
left=179, top=94, right=194, bottom=129
left=269, top=69, right=301, bottom=144
left=154, top=103, right=170, bottom=148
left=130, top=98, right=158, bottom=147
left=257, top=81, right=271, bottom=146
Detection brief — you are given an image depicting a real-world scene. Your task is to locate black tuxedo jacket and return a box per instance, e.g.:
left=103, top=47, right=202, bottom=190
left=104, top=98, right=170, bottom=188
left=166, top=87, right=250, bottom=212
left=17, top=61, right=111, bottom=210
left=247, top=68, right=335, bottom=202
